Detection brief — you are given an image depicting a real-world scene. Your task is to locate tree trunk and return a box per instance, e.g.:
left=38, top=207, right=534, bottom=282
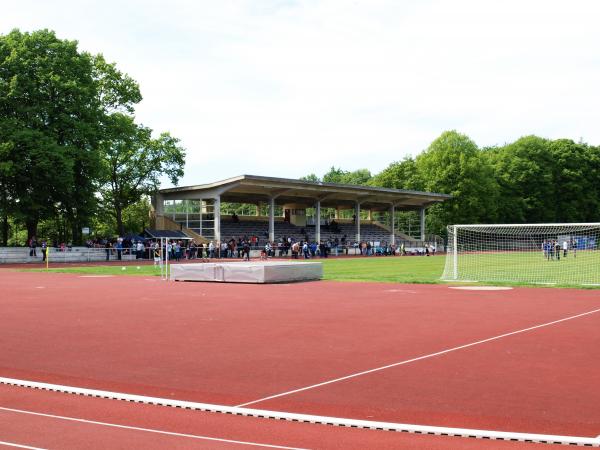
left=26, top=218, right=38, bottom=242
left=71, top=220, right=80, bottom=246
left=116, top=206, right=124, bottom=237
left=1, top=214, right=8, bottom=246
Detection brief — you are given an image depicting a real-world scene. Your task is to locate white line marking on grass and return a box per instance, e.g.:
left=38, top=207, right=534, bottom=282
left=236, top=307, right=600, bottom=407
left=0, top=441, right=47, bottom=450
left=0, top=407, right=308, bottom=450
left=0, top=384, right=597, bottom=447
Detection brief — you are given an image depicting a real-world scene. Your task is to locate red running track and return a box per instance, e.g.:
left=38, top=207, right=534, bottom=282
left=1, top=270, right=599, bottom=448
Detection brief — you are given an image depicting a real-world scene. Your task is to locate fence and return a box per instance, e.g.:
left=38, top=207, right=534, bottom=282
left=0, top=247, right=144, bottom=264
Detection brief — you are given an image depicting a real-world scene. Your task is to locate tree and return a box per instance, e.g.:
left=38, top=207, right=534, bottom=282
left=322, top=167, right=372, bottom=185
left=0, top=29, right=103, bottom=240
left=547, top=139, right=599, bottom=222
left=99, top=113, right=185, bottom=236
left=488, top=136, right=555, bottom=223
left=0, top=141, right=15, bottom=245
left=369, top=157, right=422, bottom=190
left=300, top=173, right=320, bottom=182
left=415, top=130, right=499, bottom=236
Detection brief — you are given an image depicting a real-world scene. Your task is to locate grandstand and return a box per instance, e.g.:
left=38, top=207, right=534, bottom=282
left=151, top=175, right=450, bottom=247
left=218, top=219, right=410, bottom=245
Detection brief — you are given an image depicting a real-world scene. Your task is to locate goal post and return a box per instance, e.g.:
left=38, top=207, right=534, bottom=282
left=441, top=223, right=600, bottom=285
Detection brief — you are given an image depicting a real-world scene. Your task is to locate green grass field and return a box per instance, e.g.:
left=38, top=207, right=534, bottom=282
left=448, top=250, right=600, bottom=286
left=28, top=256, right=446, bottom=284
left=24, top=252, right=599, bottom=287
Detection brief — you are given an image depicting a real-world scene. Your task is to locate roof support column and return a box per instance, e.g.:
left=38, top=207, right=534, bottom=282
left=152, top=193, right=164, bottom=215
left=198, top=198, right=203, bottom=236
left=268, top=197, right=275, bottom=243
left=214, top=196, right=221, bottom=243
left=420, top=207, right=426, bottom=242
left=151, top=193, right=164, bottom=229
left=390, top=205, right=395, bottom=245
left=315, top=201, right=321, bottom=244
left=355, top=202, right=361, bottom=244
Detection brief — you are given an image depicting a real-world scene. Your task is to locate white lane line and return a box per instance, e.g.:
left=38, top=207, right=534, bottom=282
left=0, top=407, right=308, bottom=450
left=0, top=387, right=598, bottom=448
left=0, top=441, right=47, bottom=450
left=236, top=307, right=600, bottom=407
left=0, top=379, right=598, bottom=446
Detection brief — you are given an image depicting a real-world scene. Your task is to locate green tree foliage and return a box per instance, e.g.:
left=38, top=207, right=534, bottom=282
left=0, top=29, right=102, bottom=240
left=490, top=136, right=556, bottom=223
left=0, top=28, right=184, bottom=244
left=369, top=157, right=422, bottom=190
left=548, top=139, right=599, bottom=221
left=91, top=197, right=151, bottom=238
left=99, top=113, right=185, bottom=235
left=322, top=167, right=372, bottom=185
left=414, top=131, right=498, bottom=236
left=299, top=173, right=320, bottom=182
left=488, top=137, right=600, bottom=223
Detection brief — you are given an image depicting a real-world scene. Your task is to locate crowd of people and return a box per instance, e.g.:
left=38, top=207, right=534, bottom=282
left=25, top=234, right=440, bottom=263
left=152, top=235, right=439, bottom=262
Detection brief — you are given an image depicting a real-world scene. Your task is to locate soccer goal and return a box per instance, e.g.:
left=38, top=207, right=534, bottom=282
left=441, top=223, right=600, bottom=285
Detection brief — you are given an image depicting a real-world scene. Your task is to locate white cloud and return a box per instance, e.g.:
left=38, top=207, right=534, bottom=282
left=2, top=0, right=600, bottom=185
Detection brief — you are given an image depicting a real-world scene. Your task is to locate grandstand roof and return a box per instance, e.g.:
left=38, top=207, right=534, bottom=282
left=158, top=175, right=450, bottom=211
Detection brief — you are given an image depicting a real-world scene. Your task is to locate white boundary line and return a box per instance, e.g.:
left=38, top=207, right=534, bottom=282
left=237, top=307, right=600, bottom=407
left=0, top=406, right=307, bottom=450
left=0, top=442, right=47, bottom=450
left=0, top=377, right=598, bottom=447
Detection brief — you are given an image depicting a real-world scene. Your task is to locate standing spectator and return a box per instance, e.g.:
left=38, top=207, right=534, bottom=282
left=175, top=241, right=182, bottom=261
left=29, top=236, right=37, bottom=257
left=242, top=240, right=251, bottom=261
left=563, top=240, right=568, bottom=258
left=153, top=242, right=161, bottom=265
left=136, top=240, right=144, bottom=259
left=220, top=241, right=228, bottom=258
left=208, top=241, right=215, bottom=258
left=198, top=242, right=204, bottom=259
left=542, top=240, right=548, bottom=259
left=302, top=241, right=310, bottom=259
left=105, top=240, right=111, bottom=261
left=115, top=239, right=123, bottom=260
left=167, top=240, right=173, bottom=260
left=41, top=240, right=47, bottom=262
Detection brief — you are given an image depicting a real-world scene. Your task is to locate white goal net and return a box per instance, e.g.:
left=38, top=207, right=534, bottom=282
left=441, top=223, right=600, bottom=285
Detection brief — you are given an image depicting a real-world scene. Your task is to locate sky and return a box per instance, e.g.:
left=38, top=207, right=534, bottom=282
left=2, top=0, right=600, bottom=187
